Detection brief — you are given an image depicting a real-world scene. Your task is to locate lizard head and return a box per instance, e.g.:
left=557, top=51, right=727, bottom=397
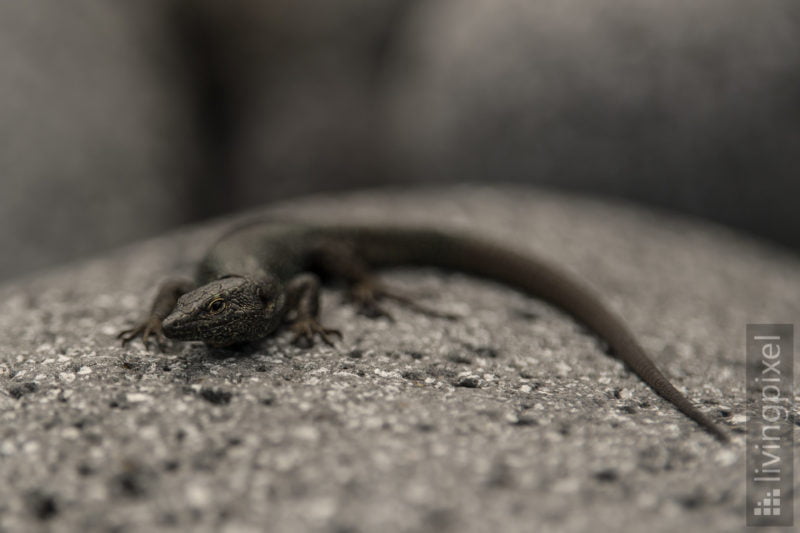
left=162, top=276, right=285, bottom=347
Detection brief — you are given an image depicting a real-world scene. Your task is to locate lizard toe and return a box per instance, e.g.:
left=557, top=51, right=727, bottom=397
left=290, top=319, right=340, bottom=347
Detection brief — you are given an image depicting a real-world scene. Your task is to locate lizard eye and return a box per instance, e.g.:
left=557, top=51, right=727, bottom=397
left=207, top=298, right=226, bottom=314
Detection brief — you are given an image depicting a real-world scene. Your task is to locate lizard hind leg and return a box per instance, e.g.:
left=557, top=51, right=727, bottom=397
left=348, top=278, right=458, bottom=321
left=308, top=239, right=457, bottom=321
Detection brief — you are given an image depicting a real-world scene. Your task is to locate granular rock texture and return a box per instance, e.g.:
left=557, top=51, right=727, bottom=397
left=0, top=187, right=797, bottom=532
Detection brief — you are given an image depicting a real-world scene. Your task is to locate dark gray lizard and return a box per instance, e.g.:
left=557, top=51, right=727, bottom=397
left=119, top=220, right=728, bottom=442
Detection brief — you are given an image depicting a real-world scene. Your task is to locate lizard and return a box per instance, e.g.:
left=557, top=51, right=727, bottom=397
left=118, top=219, right=729, bottom=442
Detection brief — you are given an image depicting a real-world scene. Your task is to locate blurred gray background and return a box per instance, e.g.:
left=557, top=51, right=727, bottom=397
left=1, top=0, right=798, bottom=281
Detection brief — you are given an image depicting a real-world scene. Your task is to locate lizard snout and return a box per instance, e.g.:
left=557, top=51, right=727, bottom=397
left=162, top=311, right=192, bottom=340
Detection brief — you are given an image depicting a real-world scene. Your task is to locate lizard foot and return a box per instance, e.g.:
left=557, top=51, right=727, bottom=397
left=118, top=317, right=168, bottom=352
left=289, top=318, right=342, bottom=348
left=349, top=280, right=457, bottom=321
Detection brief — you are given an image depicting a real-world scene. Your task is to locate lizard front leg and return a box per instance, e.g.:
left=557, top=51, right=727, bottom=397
left=118, top=278, right=196, bottom=350
left=284, top=273, right=342, bottom=347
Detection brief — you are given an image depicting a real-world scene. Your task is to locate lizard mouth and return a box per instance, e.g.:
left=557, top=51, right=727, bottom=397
left=163, top=312, right=252, bottom=345
left=162, top=312, right=198, bottom=341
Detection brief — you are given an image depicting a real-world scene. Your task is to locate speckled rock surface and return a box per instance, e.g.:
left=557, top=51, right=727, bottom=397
left=0, top=187, right=797, bottom=532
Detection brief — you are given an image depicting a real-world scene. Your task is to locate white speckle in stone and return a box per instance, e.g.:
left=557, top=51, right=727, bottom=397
left=77, top=366, right=93, bottom=375
left=126, top=393, right=152, bottom=403
left=308, top=497, right=337, bottom=521
left=0, top=440, right=16, bottom=456
left=675, top=342, right=694, bottom=358
left=555, top=362, right=573, bottom=375
left=23, top=441, right=40, bottom=454
left=294, top=426, right=320, bottom=442
left=619, top=388, right=634, bottom=400
left=553, top=477, right=580, bottom=494
left=121, top=294, right=139, bottom=309
left=100, top=324, right=119, bottom=336
left=87, top=483, right=108, bottom=502
left=431, top=443, right=449, bottom=456
left=89, top=447, right=105, bottom=461
left=62, top=427, right=80, bottom=440
left=730, top=414, right=747, bottom=425
left=364, top=417, right=383, bottom=430
left=186, top=483, right=211, bottom=507
left=635, top=492, right=658, bottom=509
left=715, top=448, right=737, bottom=466
left=140, top=426, right=159, bottom=440
left=59, top=372, right=76, bottom=383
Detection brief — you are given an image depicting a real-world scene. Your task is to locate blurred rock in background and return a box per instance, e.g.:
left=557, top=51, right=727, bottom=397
left=1, top=0, right=798, bottom=280
left=0, top=1, right=200, bottom=279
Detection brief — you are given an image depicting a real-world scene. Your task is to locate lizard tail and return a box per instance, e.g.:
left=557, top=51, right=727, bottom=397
left=346, top=226, right=729, bottom=442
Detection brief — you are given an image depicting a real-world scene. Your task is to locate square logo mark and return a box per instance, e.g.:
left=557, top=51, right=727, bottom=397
left=754, top=489, right=781, bottom=517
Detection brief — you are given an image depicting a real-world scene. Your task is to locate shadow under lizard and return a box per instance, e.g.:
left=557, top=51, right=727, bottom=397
left=119, top=220, right=729, bottom=442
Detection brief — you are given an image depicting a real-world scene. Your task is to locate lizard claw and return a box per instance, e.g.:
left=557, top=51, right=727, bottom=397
left=289, top=318, right=342, bottom=348
left=118, top=317, right=167, bottom=352
left=349, top=281, right=394, bottom=320
left=354, top=299, right=395, bottom=321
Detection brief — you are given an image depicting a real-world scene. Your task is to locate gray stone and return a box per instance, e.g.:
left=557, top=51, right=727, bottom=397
left=0, top=187, right=796, bottom=532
